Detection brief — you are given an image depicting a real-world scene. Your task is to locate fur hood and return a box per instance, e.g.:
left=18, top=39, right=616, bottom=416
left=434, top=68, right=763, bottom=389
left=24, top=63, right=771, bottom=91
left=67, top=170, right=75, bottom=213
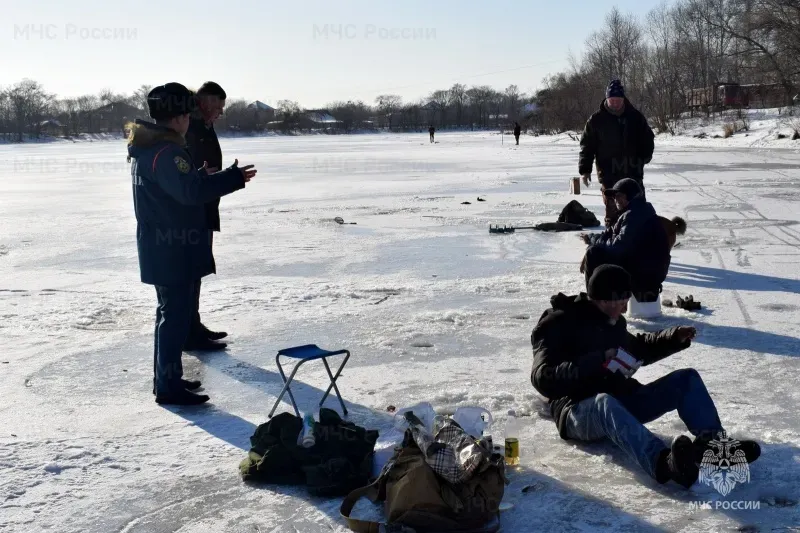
left=127, top=119, right=184, bottom=150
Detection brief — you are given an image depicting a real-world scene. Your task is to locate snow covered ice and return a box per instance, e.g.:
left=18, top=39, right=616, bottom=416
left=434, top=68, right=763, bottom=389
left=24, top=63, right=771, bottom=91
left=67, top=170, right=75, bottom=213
left=1, top=131, right=799, bottom=532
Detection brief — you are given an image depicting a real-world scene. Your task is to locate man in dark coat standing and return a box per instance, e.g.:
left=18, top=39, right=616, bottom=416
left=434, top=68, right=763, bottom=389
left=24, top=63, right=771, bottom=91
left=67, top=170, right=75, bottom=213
left=531, top=265, right=760, bottom=488
left=128, top=82, right=257, bottom=405
left=580, top=178, right=670, bottom=303
left=513, top=122, right=521, bottom=145
left=184, top=81, right=228, bottom=350
left=579, top=79, right=655, bottom=227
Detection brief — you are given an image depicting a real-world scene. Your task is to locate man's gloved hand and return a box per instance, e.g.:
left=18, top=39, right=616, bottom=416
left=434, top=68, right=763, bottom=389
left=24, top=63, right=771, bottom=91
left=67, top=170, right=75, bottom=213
left=582, top=174, right=591, bottom=187
left=673, top=326, right=697, bottom=343
left=603, top=348, right=642, bottom=378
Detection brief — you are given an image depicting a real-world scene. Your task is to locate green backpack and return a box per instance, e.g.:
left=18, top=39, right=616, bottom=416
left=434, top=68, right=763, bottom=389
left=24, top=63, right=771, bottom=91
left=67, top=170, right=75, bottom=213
left=340, top=429, right=507, bottom=533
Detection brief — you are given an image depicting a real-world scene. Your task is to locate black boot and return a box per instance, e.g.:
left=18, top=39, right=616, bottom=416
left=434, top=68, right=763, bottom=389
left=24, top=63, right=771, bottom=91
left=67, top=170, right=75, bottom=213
left=656, top=436, right=699, bottom=488
left=153, top=379, right=203, bottom=395
left=198, top=323, right=228, bottom=341
left=181, top=378, right=202, bottom=391
left=155, top=388, right=210, bottom=406
left=183, top=338, right=227, bottom=351
left=205, top=329, right=228, bottom=341
left=693, top=433, right=761, bottom=464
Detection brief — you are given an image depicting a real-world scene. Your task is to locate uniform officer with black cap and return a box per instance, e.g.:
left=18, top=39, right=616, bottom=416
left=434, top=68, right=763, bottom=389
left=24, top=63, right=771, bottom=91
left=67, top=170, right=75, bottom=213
left=127, top=82, right=257, bottom=405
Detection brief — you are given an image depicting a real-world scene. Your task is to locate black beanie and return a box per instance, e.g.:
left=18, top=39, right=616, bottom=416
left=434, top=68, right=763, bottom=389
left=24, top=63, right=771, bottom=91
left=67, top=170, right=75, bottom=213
left=147, top=83, right=197, bottom=121
left=588, top=264, right=632, bottom=301
left=606, top=79, right=625, bottom=99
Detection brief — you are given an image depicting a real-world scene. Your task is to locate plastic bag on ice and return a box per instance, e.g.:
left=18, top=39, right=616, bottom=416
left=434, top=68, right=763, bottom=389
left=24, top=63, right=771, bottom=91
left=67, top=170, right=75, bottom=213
left=393, top=402, right=436, bottom=433
left=452, top=406, right=493, bottom=438
left=372, top=402, right=437, bottom=477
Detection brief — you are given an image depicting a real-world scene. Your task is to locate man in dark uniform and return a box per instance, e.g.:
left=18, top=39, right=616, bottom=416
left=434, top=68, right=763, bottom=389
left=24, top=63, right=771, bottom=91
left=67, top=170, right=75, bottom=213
left=128, top=82, right=257, bottom=405
left=513, top=122, right=521, bottom=145
left=579, top=79, right=655, bottom=227
left=184, top=81, right=228, bottom=351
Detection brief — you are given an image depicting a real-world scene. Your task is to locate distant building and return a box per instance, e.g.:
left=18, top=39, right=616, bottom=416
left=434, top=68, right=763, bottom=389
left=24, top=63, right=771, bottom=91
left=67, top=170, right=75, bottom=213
left=303, top=110, right=340, bottom=124
left=91, top=101, right=145, bottom=133
left=299, top=110, right=342, bottom=130
left=247, top=100, right=276, bottom=122
left=37, top=119, right=65, bottom=137
left=265, top=109, right=342, bottom=132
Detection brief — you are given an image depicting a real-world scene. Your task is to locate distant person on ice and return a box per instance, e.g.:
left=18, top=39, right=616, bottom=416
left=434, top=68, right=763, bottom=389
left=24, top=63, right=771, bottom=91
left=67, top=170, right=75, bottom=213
left=530, top=265, right=760, bottom=488
left=184, top=81, right=229, bottom=352
left=128, top=82, right=257, bottom=405
left=579, top=178, right=670, bottom=304
left=429, top=125, right=435, bottom=143
left=578, top=79, right=655, bottom=227
left=513, top=122, right=521, bottom=145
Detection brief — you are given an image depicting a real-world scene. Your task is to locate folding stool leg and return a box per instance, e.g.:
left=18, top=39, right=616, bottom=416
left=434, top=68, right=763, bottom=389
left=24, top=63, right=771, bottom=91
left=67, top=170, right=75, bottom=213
left=320, top=352, right=350, bottom=416
left=268, top=355, right=303, bottom=418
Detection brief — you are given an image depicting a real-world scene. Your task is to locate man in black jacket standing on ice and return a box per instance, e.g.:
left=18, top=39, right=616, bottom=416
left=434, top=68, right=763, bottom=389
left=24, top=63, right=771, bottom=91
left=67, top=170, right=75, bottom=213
left=184, top=81, right=228, bottom=350
left=579, top=79, right=654, bottom=227
left=530, top=265, right=760, bottom=488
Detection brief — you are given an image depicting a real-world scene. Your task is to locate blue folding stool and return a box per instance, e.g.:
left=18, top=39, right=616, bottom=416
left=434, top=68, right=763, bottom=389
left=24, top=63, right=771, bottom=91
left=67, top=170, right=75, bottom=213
left=268, top=344, right=350, bottom=418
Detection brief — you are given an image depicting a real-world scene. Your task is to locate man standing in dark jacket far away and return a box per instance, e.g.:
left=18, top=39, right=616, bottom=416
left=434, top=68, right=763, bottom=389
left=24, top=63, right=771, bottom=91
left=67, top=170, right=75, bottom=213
left=530, top=265, right=761, bottom=488
left=579, top=79, right=655, bottom=227
left=184, top=81, right=228, bottom=351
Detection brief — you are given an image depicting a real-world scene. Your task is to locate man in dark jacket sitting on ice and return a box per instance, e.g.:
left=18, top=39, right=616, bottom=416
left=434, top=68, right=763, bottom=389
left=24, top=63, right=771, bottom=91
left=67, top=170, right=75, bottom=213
left=531, top=265, right=760, bottom=488
left=580, top=178, right=670, bottom=303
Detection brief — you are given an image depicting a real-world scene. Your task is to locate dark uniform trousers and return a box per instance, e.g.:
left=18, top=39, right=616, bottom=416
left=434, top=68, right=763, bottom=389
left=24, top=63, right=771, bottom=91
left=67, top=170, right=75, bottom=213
left=153, top=283, right=195, bottom=394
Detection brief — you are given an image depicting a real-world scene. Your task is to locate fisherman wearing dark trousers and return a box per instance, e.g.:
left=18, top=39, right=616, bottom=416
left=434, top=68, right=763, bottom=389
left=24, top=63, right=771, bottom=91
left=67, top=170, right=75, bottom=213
left=429, top=125, right=435, bottom=143
left=514, top=122, right=521, bottom=145
left=184, top=81, right=228, bottom=351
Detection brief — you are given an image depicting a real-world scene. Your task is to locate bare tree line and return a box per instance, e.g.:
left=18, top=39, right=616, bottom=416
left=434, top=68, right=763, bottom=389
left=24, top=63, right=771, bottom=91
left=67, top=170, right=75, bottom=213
left=0, top=77, right=538, bottom=140
left=2, top=0, right=798, bottom=141
left=538, top=0, right=800, bottom=135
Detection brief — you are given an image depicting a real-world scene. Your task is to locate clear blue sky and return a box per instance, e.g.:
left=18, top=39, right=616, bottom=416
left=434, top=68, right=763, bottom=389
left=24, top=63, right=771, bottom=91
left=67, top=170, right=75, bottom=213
left=5, top=0, right=669, bottom=108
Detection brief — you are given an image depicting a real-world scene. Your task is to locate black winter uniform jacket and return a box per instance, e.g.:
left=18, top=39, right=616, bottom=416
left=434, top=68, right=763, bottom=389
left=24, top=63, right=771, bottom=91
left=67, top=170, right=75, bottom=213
left=531, top=293, right=690, bottom=438
left=128, top=120, right=244, bottom=286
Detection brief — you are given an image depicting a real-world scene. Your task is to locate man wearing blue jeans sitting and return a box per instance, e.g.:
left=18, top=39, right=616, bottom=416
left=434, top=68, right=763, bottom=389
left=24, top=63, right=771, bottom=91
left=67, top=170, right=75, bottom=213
left=530, top=265, right=760, bottom=487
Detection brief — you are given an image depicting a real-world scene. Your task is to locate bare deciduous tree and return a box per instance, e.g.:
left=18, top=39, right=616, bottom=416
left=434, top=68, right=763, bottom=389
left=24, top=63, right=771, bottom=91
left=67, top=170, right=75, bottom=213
left=375, top=94, right=402, bottom=130
left=132, top=85, right=153, bottom=113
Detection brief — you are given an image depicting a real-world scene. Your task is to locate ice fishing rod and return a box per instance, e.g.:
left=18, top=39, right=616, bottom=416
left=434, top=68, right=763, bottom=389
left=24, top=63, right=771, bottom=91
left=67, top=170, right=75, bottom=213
left=488, top=224, right=537, bottom=234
